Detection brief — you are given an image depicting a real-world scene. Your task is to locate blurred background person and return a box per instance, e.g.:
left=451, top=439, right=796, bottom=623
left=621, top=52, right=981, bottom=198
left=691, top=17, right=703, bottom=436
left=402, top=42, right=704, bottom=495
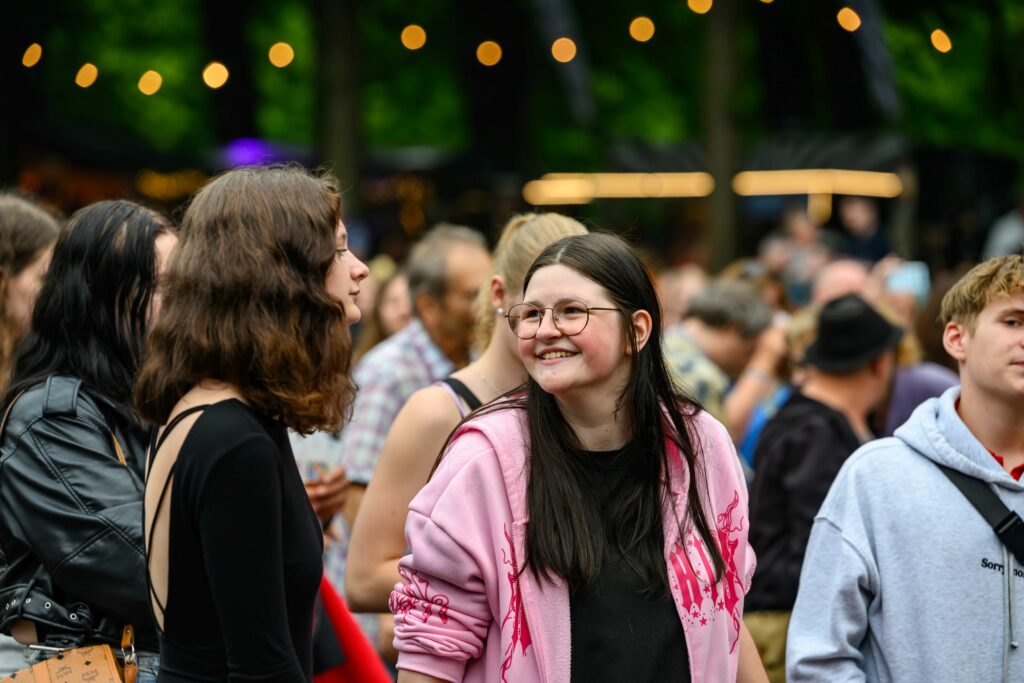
left=344, top=213, right=587, bottom=663
left=837, top=196, right=891, bottom=264
left=720, top=257, right=794, bottom=313
left=745, top=294, right=902, bottom=683
left=663, top=278, right=785, bottom=445
left=872, top=300, right=958, bottom=438
left=811, top=258, right=870, bottom=305
left=736, top=305, right=821, bottom=472
left=0, top=194, right=59, bottom=392
left=0, top=200, right=175, bottom=681
left=352, top=266, right=411, bottom=364
left=757, top=206, right=833, bottom=308
left=656, top=263, right=708, bottom=329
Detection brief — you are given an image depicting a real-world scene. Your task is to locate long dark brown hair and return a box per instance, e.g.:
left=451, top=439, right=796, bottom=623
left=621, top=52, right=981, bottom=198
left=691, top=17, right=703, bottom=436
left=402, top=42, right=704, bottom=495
left=440, top=232, right=725, bottom=595
left=3, top=200, right=170, bottom=413
left=134, top=165, right=356, bottom=433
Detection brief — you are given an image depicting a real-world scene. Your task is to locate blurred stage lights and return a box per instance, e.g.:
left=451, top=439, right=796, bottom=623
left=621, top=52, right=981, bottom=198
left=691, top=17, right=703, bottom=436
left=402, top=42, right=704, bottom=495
left=138, top=70, right=162, bottom=95
left=401, top=25, right=427, bottom=51
left=476, top=41, right=502, bottom=66
left=22, top=43, right=42, bottom=68
left=688, top=0, right=713, bottom=15
left=269, top=42, right=295, bottom=67
left=522, top=170, right=904, bottom=205
left=732, top=169, right=903, bottom=198
left=75, top=63, right=98, bottom=88
left=931, top=29, right=952, bottom=53
left=551, top=37, right=576, bottom=63
left=629, top=17, right=655, bottom=43
left=203, top=61, right=230, bottom=89
left=837, top=7, right=861, bottom=32
left=523, top=173, right=715, bottom=205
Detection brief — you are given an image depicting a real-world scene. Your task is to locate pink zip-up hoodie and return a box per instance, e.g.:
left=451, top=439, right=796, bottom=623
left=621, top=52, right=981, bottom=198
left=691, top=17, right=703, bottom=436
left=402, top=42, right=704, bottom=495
left=390, top=404, right=756, bottom=682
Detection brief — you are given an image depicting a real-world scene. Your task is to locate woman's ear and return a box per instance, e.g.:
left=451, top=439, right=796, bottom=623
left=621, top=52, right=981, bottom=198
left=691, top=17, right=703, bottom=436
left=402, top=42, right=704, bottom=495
left=489, top=275, right=507, bottom=311
left=627, top=309, right=653, bottom=355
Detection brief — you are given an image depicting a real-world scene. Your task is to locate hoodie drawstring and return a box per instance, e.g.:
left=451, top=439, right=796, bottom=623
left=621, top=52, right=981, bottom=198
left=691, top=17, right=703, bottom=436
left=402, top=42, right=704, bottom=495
left=1003, top=545, right=1019, bottom=683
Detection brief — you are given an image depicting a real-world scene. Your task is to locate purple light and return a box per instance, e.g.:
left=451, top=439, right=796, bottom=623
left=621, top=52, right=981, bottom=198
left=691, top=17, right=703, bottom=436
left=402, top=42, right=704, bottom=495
left=222, top=138, right=276, bottom=167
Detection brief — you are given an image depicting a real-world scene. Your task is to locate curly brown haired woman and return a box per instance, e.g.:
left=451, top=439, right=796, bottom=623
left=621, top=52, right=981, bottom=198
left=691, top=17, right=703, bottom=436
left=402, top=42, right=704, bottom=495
left=135, top=166, right=368, bottom=683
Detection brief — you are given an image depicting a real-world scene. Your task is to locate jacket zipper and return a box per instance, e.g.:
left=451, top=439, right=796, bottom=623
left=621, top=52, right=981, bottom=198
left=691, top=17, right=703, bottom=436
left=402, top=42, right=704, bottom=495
left=509, top=522, right=545, bottom=683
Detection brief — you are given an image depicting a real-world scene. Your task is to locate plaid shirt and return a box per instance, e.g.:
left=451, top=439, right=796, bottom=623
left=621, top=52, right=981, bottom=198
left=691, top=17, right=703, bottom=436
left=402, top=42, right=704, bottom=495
left=340, top=318, right=455, bottom=484
left=662, top=324, right=729, bottom=422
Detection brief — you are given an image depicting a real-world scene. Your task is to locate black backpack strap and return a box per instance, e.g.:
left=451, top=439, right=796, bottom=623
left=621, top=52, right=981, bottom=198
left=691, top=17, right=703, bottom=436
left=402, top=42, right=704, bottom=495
left=441, top=377, right=483, bottom=411
left=936, top=463, right=1024, bottom=564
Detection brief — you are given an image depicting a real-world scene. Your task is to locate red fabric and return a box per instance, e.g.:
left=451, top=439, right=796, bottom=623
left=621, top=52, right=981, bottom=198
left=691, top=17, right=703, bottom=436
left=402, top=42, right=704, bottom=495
left=989, top=452, right=1024, bottom=481
left=313, top=575, right=393, bottom=683
left=955, top=398, right=1024, bottom=480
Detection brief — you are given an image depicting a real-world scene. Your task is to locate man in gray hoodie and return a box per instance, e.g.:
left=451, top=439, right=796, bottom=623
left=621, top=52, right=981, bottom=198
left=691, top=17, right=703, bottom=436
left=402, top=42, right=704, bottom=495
left=788, top=255, right=1024, bottom=683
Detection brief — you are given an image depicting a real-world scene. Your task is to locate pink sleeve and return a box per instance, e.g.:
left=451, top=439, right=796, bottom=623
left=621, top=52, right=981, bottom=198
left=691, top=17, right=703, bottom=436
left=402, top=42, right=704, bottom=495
left=389, top=430, right=509, bottom=680
left=698, top=411, right=758, bottom=591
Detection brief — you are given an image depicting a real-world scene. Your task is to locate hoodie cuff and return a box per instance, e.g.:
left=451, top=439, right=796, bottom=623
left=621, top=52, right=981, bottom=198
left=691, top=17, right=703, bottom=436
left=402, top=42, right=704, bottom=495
left=397, top=651, right=469, bottom=683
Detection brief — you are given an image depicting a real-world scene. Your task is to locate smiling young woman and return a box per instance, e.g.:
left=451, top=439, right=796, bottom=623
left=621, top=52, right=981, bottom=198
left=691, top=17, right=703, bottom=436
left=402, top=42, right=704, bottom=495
left=390, top=233, right=768, bottom=683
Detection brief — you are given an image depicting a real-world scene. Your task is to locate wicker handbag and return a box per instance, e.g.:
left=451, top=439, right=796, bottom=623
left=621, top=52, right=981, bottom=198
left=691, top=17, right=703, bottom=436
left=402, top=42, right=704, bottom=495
left=0, top=392, right=139, bottom=683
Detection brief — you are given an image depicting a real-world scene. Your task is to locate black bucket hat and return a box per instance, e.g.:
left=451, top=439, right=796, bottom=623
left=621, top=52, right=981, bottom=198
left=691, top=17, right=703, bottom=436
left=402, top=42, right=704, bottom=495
left=803, top=294, right=904, bottom=373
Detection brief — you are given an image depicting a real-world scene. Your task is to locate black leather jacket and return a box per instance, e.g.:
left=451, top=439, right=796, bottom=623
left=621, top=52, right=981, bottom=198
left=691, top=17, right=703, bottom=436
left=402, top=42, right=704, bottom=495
left=0, top=376, right=158, bottom=651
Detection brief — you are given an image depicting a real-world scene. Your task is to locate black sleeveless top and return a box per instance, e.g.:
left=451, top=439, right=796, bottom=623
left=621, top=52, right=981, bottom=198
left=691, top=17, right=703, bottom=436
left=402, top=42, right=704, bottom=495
left=148, top=400, right=323, bottom=682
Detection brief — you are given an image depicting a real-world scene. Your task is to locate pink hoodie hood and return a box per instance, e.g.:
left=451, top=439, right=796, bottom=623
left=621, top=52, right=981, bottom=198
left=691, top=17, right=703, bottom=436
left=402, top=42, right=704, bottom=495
left=391, top=403, right=755, bottom=682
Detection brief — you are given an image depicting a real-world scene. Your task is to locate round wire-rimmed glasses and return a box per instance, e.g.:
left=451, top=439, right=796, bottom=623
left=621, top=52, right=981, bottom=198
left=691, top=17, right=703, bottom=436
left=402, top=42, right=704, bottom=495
left=505, top=299, right=621, bottom=339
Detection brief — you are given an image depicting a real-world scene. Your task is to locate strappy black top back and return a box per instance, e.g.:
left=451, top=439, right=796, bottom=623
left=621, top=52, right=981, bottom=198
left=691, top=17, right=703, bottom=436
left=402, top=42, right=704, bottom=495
left=144, top=399, right=323, bottom=683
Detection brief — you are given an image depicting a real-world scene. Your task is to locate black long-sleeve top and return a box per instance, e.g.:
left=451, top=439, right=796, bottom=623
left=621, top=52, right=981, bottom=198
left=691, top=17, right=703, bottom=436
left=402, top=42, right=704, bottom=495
left=155, top=399, right=324, bottom=683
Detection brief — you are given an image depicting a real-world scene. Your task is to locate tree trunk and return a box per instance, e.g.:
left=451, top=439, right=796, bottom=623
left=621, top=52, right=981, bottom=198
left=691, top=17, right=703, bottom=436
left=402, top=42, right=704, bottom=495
left=315, top=0, right=361, bottom=211
left=705, top=0, right=740, bottom=271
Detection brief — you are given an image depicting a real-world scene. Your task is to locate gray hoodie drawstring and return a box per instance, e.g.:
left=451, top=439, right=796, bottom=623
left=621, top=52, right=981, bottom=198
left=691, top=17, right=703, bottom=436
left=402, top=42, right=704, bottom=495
left=1003, top=546, right=1019, bottom=683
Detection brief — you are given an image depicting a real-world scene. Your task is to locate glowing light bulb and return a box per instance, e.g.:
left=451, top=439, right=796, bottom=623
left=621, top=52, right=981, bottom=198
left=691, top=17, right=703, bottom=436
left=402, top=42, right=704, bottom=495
left=75, top=63, right=98, bottom=88
left=401, top=25, right=427, bottom=50
left=22, top=43, right=42, bottom=68
left=629, top=17, right=655, bottom=42
left=203, top=61, right=230, bottom=88
left=476, top=41, right=502, bottom=66
left=269, top=42, right=295, bottom=67
left=551, top=37, right=576, bottom=63
left=138, top=70, right=163, bottom=95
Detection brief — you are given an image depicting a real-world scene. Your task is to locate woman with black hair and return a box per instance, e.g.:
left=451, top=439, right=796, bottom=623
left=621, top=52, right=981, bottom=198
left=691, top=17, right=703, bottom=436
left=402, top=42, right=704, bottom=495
left=0, top=200, right=176, bottom=681
left=392, top=233, right=767, bottom=682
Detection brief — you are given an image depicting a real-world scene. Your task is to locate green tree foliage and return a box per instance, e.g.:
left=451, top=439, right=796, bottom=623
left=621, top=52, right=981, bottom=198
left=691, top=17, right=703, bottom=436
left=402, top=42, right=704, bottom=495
left=248, top=2, right=314, bottom=145
left=39, top=0, right=212, bottom=152
left=359, top=0, right=469, bottom=150
left=886, top=1, right=1024, bottom=159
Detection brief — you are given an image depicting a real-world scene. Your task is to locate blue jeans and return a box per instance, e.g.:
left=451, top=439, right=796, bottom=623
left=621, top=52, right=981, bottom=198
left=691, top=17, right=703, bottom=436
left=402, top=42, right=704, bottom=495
left=24, top=647, right=159, bottom=683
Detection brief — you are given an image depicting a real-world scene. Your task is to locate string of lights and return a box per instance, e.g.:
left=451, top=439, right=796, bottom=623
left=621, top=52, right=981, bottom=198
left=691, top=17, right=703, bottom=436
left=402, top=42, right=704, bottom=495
left=17, top=5, right=953, bottom=95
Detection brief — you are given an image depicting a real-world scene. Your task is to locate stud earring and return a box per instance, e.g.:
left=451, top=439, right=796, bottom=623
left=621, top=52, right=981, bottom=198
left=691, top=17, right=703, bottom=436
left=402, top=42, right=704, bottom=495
left=496, top=307, right=505, bottom=315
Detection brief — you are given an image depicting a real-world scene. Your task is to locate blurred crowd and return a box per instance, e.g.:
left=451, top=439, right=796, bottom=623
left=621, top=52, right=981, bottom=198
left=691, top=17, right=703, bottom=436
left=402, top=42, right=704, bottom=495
left=3, top=176, right=1024, bottom=683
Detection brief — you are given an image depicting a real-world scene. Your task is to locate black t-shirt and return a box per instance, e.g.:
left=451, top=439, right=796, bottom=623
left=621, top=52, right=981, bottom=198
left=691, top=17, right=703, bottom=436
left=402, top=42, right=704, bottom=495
left=569, top=444, right=690, bottom=682
left=154, top=400, right=324, bottom=683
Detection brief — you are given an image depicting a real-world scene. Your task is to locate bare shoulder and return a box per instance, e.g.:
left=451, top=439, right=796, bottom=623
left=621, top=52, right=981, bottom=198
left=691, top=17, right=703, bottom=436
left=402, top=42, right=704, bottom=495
left=391, top=385, right=463, bottom=439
